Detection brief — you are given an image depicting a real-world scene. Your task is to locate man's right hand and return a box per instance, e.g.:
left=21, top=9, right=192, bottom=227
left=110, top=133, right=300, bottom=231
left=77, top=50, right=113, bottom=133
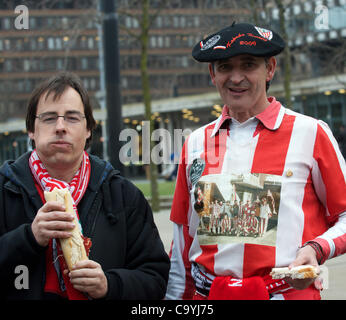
left=31, top=201, right=75, bottom=247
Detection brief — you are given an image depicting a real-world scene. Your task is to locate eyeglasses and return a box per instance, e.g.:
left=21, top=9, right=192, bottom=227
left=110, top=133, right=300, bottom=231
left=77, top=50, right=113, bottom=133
left=35, top=111, right=86, bottom=125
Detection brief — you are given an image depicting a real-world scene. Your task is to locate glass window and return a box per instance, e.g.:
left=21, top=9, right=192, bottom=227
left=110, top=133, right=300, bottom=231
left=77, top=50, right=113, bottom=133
left=157, top=36, right=163, bottom=48
left=23, top=59, right=30, bottom=71
left=88, top=37, right=94, bottom=49
left=165, top=36, right=170, bottom=47
left=3, top=18, right=11, bottom=29
left=61, top=17, right=69, bottom=29
left=150, top=36, right=156, bottom=48
left=180, top=16, right=186, bottom=28
left=47, top=18, right=53, bottom=27
left=81, top=58, right=88, bottom=70
left=15, top=39, right=23, bottom=50
left=194, top=16, right=200, bottom=28
left=30, top=17, right=36, bottom=29
left=30, top=38, right=36, bottom=50
left=303, top=99, right=316, bottom=117
left=4, top=39, right=10, bottom=50
left=37, top=37, right=45, bottom=50
left=56, top=37, right=62, bottom=50
left=125, top=16, right=132, bottom=28
left=48, top=37, right=54, bottom=49
left=90, top=78, right=96, bottom=90
left=56, top=58, right=63, bottom=69
left=173, top=16, right=179, bottom=28
left=4, top=60, right=12, bottom=72
left=181, top=56, right=188, bottom=68
left=317, top=95, right=329, bottom=120
left=133, top=17, right=139, bottom=28
left=156, top=16, right=163, bottom=28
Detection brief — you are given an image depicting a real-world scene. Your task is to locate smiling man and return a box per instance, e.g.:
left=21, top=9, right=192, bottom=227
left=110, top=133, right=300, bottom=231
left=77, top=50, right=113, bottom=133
left=209, top=54, right=275, bottom=122
left=0, top=72, right=170, bottom=300
left=166, top=23, right=346, bottom=300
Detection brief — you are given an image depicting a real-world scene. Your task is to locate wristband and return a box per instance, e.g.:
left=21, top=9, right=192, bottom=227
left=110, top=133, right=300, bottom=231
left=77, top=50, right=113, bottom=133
left=300, top=241, right=324, bottom=265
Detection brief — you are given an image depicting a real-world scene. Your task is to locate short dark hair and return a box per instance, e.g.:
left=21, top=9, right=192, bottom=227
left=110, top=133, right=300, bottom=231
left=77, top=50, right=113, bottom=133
left=26, top=72, right=96, bottom=149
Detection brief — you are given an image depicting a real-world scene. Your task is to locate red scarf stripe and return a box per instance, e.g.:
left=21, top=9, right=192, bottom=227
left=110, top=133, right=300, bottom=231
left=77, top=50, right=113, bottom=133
left=29, top=150, right=90, bottom=300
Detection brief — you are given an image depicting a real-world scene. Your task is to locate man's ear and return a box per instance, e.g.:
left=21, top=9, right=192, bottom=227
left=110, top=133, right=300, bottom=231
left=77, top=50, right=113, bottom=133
left=208, top=63, right=216, bottom=86
left=266, top=57, right=277, bottom=82
left=28, top=131, right=34, bottom=140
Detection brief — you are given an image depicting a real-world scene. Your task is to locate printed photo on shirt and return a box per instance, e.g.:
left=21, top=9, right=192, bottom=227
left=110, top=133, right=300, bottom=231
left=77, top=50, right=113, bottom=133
left=194, top=173, right=282, bottom=246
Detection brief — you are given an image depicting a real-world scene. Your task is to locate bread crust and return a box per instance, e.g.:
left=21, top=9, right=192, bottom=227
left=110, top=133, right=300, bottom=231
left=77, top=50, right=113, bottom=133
left=44, top=188, right=88, bottom=271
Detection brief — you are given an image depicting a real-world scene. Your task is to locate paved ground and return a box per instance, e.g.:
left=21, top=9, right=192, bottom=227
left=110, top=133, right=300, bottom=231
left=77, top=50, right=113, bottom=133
left=153, top=209, right=346, bottom=300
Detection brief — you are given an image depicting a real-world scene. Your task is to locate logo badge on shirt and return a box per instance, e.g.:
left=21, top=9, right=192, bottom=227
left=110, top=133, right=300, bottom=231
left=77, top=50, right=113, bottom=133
left=189, top=158, right=205, bottom=186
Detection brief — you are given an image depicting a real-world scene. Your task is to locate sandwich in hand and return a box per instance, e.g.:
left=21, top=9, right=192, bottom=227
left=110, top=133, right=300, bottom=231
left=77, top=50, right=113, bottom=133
left=270, top=265, right=319, bottom=279
left=44, top=188, right=90, bottom=271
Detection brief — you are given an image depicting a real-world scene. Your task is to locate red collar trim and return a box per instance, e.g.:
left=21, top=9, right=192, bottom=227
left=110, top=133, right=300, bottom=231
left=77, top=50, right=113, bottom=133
left=211, top=97, right=284, bottom=137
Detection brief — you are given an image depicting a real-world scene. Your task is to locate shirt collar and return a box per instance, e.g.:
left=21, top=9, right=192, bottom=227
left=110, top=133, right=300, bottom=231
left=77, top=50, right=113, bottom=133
left=210, top=96, right=284, bottom=137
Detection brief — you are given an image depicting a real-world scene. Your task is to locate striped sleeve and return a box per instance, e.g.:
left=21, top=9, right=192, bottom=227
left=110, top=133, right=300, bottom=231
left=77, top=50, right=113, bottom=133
left=310, top=121, right=346, bottom=262
left=170, top=141, right=190, bottom=225
left=165, top=223, right=194, bottom=299
left=166, top=141, right=195, bottom=299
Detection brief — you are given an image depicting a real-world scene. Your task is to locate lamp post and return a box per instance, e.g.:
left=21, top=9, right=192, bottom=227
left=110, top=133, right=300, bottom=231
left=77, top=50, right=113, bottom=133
left=99, top=0, right=123, bottom=174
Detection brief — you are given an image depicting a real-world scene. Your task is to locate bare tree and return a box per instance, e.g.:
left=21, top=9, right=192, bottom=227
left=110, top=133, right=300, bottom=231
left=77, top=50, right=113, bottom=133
left=274, top=0, right=292, bottom=108
left=118, top=0, right=167, bottom=211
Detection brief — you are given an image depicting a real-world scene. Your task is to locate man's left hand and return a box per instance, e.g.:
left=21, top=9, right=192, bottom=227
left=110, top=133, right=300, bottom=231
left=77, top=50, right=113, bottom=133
left=68, top=260, right=108, bottom=299
left=286, top=245, right=322, bottom=290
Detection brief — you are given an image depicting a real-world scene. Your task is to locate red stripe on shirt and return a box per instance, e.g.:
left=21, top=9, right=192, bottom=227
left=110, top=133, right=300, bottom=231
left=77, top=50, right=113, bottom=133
left=313, top=237, right=331, bottom=262
left=251, top=114, right=295, bottom=175
left=301, top=172, right=329, bottom=245
left=243, top=244, right=275, bottom=278
left=313, top=123, right=346, bottom=217
left=182, top=224, right=195, bottom=300
left=333, top=233, right=346, bottom=257
left=170, top=142, right=190, bottom=225
left=201, top=123, right=228, bottom=176
left=195, top=245, right=218, bottom=275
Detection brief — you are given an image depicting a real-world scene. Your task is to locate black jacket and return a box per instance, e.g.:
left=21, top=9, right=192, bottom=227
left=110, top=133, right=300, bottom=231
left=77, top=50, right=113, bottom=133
left=0, top=152, right=170, bottom=300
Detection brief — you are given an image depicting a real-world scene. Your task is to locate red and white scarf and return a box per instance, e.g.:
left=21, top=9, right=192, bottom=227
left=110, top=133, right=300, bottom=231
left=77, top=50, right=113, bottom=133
left=29, top=149, right=91, bottom=300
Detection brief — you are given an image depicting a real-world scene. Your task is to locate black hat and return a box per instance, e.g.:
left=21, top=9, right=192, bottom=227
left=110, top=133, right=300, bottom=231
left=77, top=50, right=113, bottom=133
left=192, top=22, right=285, bottom=62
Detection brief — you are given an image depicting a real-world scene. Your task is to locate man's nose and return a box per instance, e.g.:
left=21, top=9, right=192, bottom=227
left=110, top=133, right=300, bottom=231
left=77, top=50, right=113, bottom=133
left=229, top=70, right=245, bottom=84
left=55, top=116, right=67, bottom=131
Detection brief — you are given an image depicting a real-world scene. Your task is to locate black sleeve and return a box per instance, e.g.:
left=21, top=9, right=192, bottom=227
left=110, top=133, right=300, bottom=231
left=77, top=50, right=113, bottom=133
left=0, top=180, right=46, bottom=290
left=105, top=180, right=170, bottom=300
left=0, top=224, right=45, bottom=278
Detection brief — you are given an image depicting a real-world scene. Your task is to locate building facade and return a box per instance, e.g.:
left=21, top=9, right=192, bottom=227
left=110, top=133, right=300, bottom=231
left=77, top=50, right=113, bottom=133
left=0, top=0, right=345, bottom=172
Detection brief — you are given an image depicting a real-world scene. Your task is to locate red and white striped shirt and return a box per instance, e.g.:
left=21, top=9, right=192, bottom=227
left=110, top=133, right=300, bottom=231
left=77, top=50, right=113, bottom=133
left=166, top=97, right=346, bottom=300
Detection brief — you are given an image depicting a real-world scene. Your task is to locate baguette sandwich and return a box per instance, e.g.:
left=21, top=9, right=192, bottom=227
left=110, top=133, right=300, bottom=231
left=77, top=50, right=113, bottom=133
left=270, top=265, right=319, bottom=279
left=44, top=188, right=89, bottom=271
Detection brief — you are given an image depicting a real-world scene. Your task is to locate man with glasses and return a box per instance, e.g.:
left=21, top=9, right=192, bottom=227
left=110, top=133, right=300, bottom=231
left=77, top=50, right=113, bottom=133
left=0, top=72, right=169, bottom=300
